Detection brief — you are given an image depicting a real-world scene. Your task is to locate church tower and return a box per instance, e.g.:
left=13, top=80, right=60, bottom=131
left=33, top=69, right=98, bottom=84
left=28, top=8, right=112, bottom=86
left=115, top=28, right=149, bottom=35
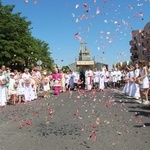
left=78, top=40, right=91, bottom=61
left=68, top=40, right=108, bottom=71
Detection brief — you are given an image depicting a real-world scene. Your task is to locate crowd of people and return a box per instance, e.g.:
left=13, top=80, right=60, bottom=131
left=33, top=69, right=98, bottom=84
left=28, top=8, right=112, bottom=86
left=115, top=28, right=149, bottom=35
left=122, top=60, right=150, bottom=105
left=0, top=60, right=150, bottom=107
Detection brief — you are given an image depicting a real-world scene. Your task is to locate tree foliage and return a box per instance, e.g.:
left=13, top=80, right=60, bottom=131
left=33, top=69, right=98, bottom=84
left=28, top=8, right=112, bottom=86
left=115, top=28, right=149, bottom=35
left=61, top=66, right=69, bottom=73
left=0, top=3, right=54, bottom=71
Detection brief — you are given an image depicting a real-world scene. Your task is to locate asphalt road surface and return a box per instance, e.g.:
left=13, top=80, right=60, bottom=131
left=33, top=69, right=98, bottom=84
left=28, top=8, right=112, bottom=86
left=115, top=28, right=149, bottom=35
left=0, top=89, right=150, bottom=150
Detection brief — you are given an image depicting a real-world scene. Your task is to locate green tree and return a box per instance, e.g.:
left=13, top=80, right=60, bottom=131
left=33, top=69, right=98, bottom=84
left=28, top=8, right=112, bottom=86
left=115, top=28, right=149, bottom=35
left=0, top=3, right=54, bottom=71
left=32, top=38, right=54, bottom=71
left=62, top=66, right=69, bottom=73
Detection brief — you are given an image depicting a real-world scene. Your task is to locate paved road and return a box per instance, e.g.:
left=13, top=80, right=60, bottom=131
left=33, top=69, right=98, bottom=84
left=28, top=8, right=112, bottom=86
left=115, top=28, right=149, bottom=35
left=0, top=89, right=150, bottom=150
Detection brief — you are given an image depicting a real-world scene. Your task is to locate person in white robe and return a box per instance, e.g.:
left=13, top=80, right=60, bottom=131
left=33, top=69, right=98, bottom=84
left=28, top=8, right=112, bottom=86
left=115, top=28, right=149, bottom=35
left=85, top=67, right=93, bottom=91
left=104, top=69, right=109, bottom=89
left=22, top=68, right=32, bottom=102
left=8, top=73, right=18, bottom=105
left=112, top=68, right=118, bottom=88
left=33, top=68, right=41, bottom=95
left=69, top=70, right=74, bottom=90
left=42, top=72, right=50, bottom=98
left=132, top=63, right=140, bottom=99
left=72, top=68, right=80, bottom=91
left=137, top=60, right=149, bottom=105
left=16, top=73, right=25, bottom=104
left=60, top=70, right=66, bottom=92
left=116, top=69, right=122, bottom=88
left=0, top=69, right=7, bottom=107
left=30, top=77, right=38, bottom=100
left=128, top=66, right=135, bottom=97
left=65, top=70, right=71, bottom=91
left=122, top=70, right=130, bottom=95
left=98, top=67, right=105, bottom=91
left=108, top=71, right=113, bottom=88
left=93, top=68, right=99, bottom=90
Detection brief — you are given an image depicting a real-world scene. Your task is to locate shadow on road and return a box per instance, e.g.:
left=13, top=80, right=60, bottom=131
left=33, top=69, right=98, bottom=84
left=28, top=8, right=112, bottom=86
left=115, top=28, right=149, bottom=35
left=133, top=123, right=150, bottom=128
left=129, top=109, right=150, bottom=118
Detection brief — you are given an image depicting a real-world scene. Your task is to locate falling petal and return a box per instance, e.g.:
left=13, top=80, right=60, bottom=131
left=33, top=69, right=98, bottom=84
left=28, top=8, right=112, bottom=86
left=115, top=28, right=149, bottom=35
left=96, top=8, right=100, bottom=14
left=24, top=0, right=28, bottom=3
left=75, top=4, right=79, bottom=9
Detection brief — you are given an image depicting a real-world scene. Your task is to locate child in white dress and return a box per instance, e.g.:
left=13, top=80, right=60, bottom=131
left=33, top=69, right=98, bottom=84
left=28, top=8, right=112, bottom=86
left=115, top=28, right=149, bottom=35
left=42, top=72, right=50, bottom=98
left=16, top=73, right=25, bottom=104
left=8, top=73, right=18, bottom=105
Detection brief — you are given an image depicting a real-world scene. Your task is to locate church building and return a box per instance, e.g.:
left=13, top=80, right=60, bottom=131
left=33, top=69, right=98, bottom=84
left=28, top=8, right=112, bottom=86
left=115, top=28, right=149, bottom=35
left=68, top=41, right=108, bottom=72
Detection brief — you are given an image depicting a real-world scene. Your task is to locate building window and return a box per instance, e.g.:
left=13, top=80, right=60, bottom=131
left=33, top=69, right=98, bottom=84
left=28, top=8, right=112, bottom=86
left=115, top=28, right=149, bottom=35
left=142, top=51, right=145, bottom=55
left=142, top=42, right=144, bottom=47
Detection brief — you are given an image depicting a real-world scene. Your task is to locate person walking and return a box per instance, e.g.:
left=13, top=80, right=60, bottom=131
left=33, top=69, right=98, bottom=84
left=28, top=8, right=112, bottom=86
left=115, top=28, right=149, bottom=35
left=137, top=60, right=149, bottom=105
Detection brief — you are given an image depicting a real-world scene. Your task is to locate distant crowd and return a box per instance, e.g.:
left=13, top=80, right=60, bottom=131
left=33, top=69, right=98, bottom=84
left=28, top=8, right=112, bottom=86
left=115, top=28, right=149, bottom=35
left=0, top=59, right=150, bottom=107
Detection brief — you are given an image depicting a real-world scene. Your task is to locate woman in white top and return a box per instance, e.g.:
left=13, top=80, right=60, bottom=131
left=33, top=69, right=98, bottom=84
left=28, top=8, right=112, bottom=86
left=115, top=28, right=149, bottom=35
left=133, top=63, right=140, bottom=99
left=137, top=60, right=149, bottom=104
left=147, top=61, right=150, bottom=84
left=127, top=65, right=135, bottom=97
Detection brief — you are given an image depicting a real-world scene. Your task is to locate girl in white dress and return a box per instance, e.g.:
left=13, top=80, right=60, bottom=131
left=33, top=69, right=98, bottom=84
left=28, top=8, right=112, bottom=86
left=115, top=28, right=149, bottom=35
left=16, top=73, right=25, bottom=104
left=137, top=60, right=149, bottom=104
left=8, top=73, right=18, bottom=105
left=0, top=69, right=6, bottom=107
left=22, top=68, right=32, bottom=102
left=30, top=77, right=37, bottom=100
left=128, top=66, right=135, bottom=97
left=30, top=72, right=39, bottom=100
left=123, top=69, right=130, bottom=95
left=133, top=63, right=140, bottom=99
left=60, top=70, right=66, bottom=92
left=42, top=72, right=50, bottom=98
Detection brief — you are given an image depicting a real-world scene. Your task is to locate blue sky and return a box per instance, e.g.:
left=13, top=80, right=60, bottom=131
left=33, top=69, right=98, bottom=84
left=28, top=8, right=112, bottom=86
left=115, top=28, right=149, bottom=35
left=2, top=0, right=150, bottom=69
